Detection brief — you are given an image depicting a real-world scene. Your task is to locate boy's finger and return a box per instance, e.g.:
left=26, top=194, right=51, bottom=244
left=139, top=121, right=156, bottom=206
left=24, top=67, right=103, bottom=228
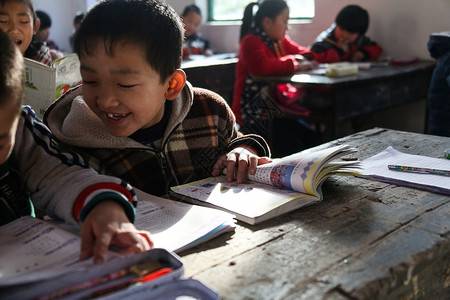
left=93, top=232, right=113, bottom=264
left=79, top=227, right=95, bottom=261
left=248, top=156, right=258, bottom=174
left=236, top=158, right=249, bottom=183
left=226, top=159, right=237, bottom=182
left=138, top=231, right=154, bottom=250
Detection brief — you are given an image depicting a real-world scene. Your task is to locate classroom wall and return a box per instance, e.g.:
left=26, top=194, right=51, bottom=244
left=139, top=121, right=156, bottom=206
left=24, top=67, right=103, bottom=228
left=33, top=0, right=449, bottom=60
left=32, top=0, right=87, bottom=54
left=171, top=0, right=450, bottom=60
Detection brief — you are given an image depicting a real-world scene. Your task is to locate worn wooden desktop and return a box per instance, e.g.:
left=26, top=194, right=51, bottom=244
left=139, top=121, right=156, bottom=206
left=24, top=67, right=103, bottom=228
left=182, top=54, right=237, bottom=106
left=253, top=61, right=435, bottom=144
left=179, top=128, right=450, bottom=300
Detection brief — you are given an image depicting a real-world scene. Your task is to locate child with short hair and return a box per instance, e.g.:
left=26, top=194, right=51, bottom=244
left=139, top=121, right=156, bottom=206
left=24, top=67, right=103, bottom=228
left=311, top=4, right=382, bottom=63
left=44, top=0, right=271, bottom=197
left=0, top=0, right=61, bottom=65
left=0, top=29, right=152, bottom=264
left=181, top=4, right=213, bottom=59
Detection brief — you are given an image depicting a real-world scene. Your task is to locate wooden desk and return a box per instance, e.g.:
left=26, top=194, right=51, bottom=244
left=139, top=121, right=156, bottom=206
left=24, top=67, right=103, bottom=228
left=254, top=61, right=435, bottom=144
left=182, top=54, right=237, bottom=106
left=180, top=128, right=450, bottom=299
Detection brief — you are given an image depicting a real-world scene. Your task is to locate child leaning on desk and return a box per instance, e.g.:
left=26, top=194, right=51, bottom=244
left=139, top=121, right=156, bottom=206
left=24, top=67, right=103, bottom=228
left=44, top=0, right=271, bottom=197
left=0, top=29, right=152, bottom=264
left=310, top=4, right=382, bottom=63
left=180, top=4, right=213, bottom=59
left=232, top=0, right=320, bottom=157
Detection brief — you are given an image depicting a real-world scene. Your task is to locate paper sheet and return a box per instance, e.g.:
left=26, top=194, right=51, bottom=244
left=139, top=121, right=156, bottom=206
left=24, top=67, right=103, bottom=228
left=359, top=146, right=450, bottom=194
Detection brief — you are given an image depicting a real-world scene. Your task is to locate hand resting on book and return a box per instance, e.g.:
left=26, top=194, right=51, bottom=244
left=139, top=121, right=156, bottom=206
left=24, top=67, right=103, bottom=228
left=80, top=200, right=153, bottom=264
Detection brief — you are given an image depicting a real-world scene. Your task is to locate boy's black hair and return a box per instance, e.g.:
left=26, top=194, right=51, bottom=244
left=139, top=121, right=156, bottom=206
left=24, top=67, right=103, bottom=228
left=240, top=0, right=288, bottom=41
left=335, top=5, right=369, bottom=35
left=36, top=10, right=51, bottom=30
left=0, top=29, right=24, bottom=113
left=73, top=11, right=85, bottom=25
left=74, top=0, right=184, bottom=83
left=182, top=4, right=201, bottom=17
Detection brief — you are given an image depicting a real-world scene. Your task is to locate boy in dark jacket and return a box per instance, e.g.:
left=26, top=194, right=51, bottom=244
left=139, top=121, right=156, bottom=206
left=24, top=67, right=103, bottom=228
left=311, top=5, right=382, bottom=63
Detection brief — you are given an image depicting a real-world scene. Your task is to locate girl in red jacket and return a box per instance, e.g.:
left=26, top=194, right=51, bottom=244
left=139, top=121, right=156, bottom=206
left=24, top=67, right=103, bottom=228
left=232, top=0, right=319, bottom=156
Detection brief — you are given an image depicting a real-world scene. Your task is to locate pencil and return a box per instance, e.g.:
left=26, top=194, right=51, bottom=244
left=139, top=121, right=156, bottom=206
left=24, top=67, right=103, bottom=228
left=387, top=165, right=450, bottom=177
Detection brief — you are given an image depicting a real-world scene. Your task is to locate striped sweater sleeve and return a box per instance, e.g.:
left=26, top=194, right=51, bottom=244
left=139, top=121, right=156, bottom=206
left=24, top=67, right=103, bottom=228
left=15, top=106, right=137, bottom=225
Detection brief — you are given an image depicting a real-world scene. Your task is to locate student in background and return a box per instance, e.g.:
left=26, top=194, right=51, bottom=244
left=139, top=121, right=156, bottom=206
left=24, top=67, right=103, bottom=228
left=0, top=30, right=152, bottom=264
left=69, top=11, right=85, bottom=52
left=427, top=31, right=450, bottom=137
left=35, top=10, right=60, bottom=50
left=181, top=4, right=213, bottom=59
left=44, top=0, right=271, bottom=197
left=311, top=5, right=382, bottom=63
left=232, top=0, right=319, bottom=157
left=0, top=0, right=62, bottom=65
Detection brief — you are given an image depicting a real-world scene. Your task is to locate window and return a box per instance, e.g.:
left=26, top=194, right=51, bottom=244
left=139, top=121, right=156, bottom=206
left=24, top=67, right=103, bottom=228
left=207, top=0, right=315, bottom=22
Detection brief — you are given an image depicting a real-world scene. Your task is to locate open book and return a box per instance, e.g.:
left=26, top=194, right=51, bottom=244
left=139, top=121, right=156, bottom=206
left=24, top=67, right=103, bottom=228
left=170, top=145, right=360, bottom=225
left=0, top=189, right=235, bottom=286
left=24, top=54, right=82, bottom=118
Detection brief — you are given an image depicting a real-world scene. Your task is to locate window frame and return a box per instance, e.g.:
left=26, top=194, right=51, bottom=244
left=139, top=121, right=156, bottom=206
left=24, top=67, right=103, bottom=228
left=206, top=0, right=315, bottom=22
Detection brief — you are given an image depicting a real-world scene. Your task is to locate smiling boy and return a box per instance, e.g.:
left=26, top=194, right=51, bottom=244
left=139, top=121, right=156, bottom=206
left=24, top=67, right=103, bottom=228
left=0, top=29, right=152, bottom=264
left=45, top=0, right=271, bottom=197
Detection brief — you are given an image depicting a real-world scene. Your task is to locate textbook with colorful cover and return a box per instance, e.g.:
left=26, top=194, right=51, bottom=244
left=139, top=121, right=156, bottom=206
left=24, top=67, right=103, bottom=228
left=170, top=145, right=361, bottom=225
left=0, top=189, right=235, bottom=288
left=24, top=54, right=82, bottom=118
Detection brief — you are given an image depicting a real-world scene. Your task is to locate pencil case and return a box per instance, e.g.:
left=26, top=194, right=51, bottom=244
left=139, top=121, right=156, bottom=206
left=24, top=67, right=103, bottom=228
left=325, top=62, right=358, bottom=77
left=1, top=248, right=219, bottom=300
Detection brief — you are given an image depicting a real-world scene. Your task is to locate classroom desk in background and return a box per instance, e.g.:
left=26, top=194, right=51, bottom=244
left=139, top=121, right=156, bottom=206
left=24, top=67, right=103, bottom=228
left=182, top=53, right=237, bottom=106
left=253, top=60, right=436, bottom=146
left=180, top=128, right=450, bottom=300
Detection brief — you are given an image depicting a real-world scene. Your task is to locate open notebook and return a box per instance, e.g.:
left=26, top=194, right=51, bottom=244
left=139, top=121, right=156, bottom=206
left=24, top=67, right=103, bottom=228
left=358, top=146, right=450, bottom=195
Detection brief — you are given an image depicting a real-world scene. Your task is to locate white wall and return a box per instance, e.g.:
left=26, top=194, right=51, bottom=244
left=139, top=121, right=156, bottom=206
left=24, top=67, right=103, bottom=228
left=32, top=0, right=450, bottom=60
left=33, top=0, right=87, bottom=54
left=196, top=0, right=450, bottom=60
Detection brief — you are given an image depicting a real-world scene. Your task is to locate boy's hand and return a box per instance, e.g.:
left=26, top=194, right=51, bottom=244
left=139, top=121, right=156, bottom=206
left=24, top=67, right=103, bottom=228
left=80, top=201, right=153, bottom=264
left=351, top=51, right=365, bottom=62
left=212, top=146, right=271, bottom=183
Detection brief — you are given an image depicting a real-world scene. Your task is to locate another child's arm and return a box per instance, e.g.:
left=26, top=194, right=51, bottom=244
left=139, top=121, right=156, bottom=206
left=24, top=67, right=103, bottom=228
left=16, top=107, right=153, bottom=263
left=357, top=36, right=383, bottom=61
left=80, top=200, right=152, bottom=264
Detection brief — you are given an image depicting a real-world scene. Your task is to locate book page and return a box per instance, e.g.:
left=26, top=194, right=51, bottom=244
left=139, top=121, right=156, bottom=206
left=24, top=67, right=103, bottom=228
left=248, top=144, right=359, bottom=194
left=170, top=176, right=312, bottom=223
left=0, top=217, right=102, bottom=285
left=52, top=54, right=82, bottom=99
left=0, top=192, right=234, bottom=286
left=24, top=58, right=55, bottom=118
left=359, top=146, right=450, bottom=194
left=134, top=190, right=235, bottom=252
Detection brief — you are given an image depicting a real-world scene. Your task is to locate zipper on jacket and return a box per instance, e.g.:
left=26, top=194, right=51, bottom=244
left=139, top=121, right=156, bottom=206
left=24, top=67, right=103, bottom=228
left=157, top=151, right=168, bottom=169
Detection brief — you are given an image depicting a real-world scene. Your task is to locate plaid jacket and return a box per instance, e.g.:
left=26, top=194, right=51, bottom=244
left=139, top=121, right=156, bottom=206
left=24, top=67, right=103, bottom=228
left=45, top=83, right=270, bottom=196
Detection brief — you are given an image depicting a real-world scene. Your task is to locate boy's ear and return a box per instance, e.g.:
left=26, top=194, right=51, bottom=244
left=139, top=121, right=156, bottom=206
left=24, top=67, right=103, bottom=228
left=34, top=19, right=41, bottom=34
left=165, top=69, right=186, bottom=100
